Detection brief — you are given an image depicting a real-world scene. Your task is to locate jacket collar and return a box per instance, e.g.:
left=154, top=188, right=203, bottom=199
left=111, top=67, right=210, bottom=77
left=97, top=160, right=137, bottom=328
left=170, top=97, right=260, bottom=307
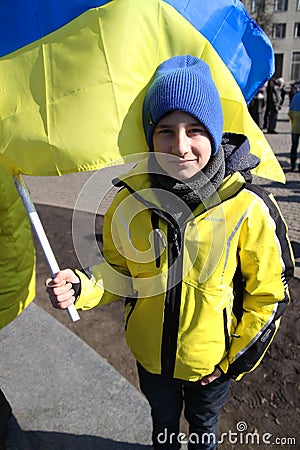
left=113, top=155, right=246, bottom=220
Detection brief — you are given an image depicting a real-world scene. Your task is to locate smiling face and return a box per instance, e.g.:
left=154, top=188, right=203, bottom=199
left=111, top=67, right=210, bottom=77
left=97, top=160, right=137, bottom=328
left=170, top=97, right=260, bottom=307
left=152, top=111, right=212, bottom=180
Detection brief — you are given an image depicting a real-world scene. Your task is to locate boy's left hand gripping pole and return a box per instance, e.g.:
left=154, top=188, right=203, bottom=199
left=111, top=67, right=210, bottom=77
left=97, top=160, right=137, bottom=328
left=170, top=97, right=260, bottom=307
left=14, top=174, right=80, bottom=322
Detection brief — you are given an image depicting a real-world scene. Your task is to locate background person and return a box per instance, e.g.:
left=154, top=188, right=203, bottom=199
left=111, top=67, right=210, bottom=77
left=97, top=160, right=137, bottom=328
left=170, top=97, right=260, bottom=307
left=248, top=87, right=266, bottom=129
left=288, top=90, right=300, bottom=171
left=277, top=77, right=286, bottom=105
left=263, top=78, right=282, bottom=133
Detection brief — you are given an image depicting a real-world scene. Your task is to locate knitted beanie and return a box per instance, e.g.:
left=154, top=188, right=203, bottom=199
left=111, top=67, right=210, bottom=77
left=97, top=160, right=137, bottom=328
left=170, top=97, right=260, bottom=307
left=142, top=55, right=223, bottom=155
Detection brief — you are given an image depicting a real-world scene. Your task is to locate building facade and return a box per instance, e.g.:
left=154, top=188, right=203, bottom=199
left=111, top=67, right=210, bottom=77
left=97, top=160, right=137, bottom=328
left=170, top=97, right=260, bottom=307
left=242, top=0, right=300, bottom=84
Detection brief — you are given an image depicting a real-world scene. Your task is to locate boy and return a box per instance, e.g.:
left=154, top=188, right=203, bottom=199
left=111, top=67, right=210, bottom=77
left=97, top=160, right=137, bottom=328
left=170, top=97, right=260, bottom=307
left=46, top=55, right=294, bottom=449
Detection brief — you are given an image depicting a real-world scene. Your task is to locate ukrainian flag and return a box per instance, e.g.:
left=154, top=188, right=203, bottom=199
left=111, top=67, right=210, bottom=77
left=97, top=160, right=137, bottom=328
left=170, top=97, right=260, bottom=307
left=0, top=166, right=36, bottom=328
left=0, top=0, right=284, bottom=181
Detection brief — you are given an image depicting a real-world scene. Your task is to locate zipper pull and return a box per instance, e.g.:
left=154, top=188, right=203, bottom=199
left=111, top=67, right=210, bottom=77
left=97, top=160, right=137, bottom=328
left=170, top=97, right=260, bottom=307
left=172, top=228, right=181, bottom=257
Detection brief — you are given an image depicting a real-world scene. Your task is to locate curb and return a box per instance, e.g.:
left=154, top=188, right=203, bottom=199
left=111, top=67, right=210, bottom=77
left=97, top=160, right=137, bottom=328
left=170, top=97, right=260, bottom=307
left=0, top=303, right=152, bottom=449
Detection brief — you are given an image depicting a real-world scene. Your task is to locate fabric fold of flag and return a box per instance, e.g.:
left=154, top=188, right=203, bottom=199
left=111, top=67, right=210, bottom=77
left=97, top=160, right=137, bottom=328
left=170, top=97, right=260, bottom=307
left=0, top=166, right=36, bottom=329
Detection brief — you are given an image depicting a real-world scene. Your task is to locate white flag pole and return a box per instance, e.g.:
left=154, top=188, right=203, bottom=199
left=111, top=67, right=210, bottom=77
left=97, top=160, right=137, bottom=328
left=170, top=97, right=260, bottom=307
left=14, top=174, right=80, bottom=322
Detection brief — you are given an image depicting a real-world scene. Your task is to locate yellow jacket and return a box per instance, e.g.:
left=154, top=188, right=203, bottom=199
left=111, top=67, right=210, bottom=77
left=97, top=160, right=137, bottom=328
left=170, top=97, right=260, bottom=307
left=288, top=110, right=300, bottom=134
left=75, top=157, right=294, bottom=381
left=0, top=166, right=36, bottom=329
left=288, top=91, right=300, bottom=134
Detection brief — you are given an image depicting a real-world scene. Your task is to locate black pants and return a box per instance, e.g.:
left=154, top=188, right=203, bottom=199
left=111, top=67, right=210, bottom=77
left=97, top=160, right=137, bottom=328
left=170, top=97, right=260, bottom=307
left=0, top=389, right=12, bottom=446
left=291, top=133, right=300, bottom=169
left=137, top=364, right=230, bottom=450
left=267, top=110, right=278, bottom=133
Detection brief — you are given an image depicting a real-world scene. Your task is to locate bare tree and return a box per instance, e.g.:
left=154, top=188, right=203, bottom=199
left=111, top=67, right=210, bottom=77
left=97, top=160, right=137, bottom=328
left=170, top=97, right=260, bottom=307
left=242, top=1, right=274, bottom=35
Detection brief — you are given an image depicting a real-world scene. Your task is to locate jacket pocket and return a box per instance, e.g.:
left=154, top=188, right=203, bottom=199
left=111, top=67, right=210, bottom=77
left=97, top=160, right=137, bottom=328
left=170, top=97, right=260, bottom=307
left=223, top=308, right=230, bottom=352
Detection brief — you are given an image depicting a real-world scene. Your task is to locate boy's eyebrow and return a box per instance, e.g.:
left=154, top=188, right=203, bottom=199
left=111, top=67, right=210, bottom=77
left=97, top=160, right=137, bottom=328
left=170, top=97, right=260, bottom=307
left=156, top=121, right=202, bottom=128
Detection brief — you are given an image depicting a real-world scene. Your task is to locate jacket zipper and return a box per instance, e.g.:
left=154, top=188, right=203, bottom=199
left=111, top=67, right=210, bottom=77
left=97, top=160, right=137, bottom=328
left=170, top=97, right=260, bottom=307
left=161, top=224, right=185, bottom=378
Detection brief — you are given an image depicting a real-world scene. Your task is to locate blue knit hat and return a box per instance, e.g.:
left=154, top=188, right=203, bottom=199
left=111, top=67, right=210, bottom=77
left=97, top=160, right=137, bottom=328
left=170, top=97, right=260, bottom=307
left=142, top=55, right=223, bottom=155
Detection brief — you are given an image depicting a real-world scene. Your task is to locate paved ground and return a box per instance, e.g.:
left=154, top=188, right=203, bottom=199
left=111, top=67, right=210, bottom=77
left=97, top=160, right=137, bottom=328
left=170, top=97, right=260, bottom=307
left=1, top=304, right=152, bottom=449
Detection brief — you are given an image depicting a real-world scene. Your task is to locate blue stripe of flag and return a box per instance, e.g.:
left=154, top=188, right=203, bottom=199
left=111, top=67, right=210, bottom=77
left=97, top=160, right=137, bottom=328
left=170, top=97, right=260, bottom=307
left=165, top=0, right=274, bottom=102
left=0, top=0, right=111, bottom=57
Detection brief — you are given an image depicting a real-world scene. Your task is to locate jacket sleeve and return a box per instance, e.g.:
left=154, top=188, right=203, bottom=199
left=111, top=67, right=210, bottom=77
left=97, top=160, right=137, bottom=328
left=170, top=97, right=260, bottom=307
left=219, top=185, right=294, bottom=380
left=74, top=190, right=134, bottom=310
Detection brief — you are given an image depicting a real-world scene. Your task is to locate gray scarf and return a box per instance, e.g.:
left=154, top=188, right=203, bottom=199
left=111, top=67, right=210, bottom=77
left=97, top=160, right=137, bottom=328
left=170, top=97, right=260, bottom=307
left=148, top=147, right=225, bottom=221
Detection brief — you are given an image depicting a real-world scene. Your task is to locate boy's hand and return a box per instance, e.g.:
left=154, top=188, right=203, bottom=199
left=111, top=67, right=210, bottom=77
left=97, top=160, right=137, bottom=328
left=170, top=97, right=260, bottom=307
left=200, top=367, right=222, bottom=385
left=46, top=269, right=80, bottom=310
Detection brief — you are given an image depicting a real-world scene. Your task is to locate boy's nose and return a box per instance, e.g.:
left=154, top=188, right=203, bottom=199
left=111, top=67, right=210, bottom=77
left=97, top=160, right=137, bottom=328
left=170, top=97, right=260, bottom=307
left=172, top=132, right=189, bottom=157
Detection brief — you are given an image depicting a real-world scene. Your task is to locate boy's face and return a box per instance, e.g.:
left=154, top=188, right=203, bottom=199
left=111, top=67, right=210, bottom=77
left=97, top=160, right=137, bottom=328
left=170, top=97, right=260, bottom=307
left=152, top=111, right=212, bottom=180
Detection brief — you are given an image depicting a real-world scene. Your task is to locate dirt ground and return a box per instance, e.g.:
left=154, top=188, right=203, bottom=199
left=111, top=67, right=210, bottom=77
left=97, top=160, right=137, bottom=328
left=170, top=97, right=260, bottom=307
left=34, top=204, right=299, bottom=449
